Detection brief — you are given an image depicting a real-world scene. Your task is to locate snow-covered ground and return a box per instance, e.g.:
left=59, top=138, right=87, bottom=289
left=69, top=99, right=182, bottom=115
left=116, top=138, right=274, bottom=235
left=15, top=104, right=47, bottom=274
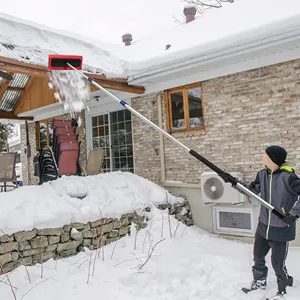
left=0, top=207, right=300, bottom=300
left=0, top=172, right=299, bottom=299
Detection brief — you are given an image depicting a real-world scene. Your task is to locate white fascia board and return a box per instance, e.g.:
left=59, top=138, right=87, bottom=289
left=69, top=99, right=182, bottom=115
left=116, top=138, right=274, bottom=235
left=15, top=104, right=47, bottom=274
left=143, top=46, right=300, bottom=94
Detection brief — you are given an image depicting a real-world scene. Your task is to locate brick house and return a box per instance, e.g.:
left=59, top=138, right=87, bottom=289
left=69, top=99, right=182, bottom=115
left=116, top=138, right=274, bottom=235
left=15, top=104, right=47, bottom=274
left=1, top=1, right=300, bottom=245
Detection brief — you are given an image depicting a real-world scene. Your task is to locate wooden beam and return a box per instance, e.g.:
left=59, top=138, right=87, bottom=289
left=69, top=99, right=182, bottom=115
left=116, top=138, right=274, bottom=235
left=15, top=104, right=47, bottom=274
left=0, top=111, right=33, bottom=121
left=13, top=77, right=34, bottom=115
left=0, top=56, right=145, bottom=94
left=91, top=80, right=145, bottom=94
left=0, top=56, right=49, bottom=79
left=0, top=78, right=10, bottom=100
left=7, top=87, right=26, bottom=92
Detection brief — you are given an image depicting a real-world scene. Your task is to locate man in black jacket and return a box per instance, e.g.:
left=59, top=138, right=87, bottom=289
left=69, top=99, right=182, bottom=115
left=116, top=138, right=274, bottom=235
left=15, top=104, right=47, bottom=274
left=242, top=145, right=300, bottom=298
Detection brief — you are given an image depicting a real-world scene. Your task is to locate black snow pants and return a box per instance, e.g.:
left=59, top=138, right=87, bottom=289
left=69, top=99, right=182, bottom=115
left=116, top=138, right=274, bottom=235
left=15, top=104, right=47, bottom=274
left=252, top=231, right=290, bottom=281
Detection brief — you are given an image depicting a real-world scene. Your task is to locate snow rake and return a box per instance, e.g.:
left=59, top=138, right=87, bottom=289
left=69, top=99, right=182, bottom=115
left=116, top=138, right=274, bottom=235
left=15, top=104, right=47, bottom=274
left=48, top=54, right=295, bottom=225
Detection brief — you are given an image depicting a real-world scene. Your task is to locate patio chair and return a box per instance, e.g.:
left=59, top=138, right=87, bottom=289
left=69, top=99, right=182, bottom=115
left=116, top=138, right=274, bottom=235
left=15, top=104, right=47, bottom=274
left=81, top=148, right=105, bottom=176
left=57, top=141, right=81, bottom=176
left=0, top=152, right=18, bottom=192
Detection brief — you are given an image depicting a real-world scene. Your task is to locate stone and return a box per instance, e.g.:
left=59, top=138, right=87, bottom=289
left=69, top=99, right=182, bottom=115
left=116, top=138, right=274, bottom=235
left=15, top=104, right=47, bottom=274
left=62, top=225, right=72, bottom=232
left=60, top=249, right=77, bottom=258
left=82, top=223, right=91, bottom=232
left=33, top=251, right=55, bottom=263
left=18, top=256, right=33, bottom=266
left=1, top=261, right=20, bottom=273
left=82, top=230, right=95, bottom=239
left=180, top=207, right=188, bottom=215
left=145, top=207, right=151, bottom=212
left=98, top=223, right=113, bottom=234
left=169, top=208, right=176, bottom=215
left=48, top=236, right=60, bottom=245
left=57, top=240, right=82, bottom=253
left=0, top=253, right=15, bottom=265
left=37, top=228, right=62, bottom=236
left=108, top=231, right=119, bottom=238
left=175, top=206, right=182, bottom=214
left=71, top=222, right=85, bottom=230
left=18, top=240, right=32, bottom=251
left=186, top=219, right=194, bottom=226
left=0, top=234, right=14, bottom=243
left=70, top=228, right=83, bottom=240
left=0, top=242, right=18, bottom=254
left=119, top=226, right=129, bottom=236
left=14, top=229, right=37, bottom=242
left=113, top=221, right=121, bottom=230
left=83, top=239, right=91, bottom=247
left=139, top=223, right=147, bottom=229
left=61, top=232, right=70, bottom=243
left=46, top=244, right=58, bottom=252
left=30, top=236, right=48, bottom=249
left=92, top=234, right=107, bottom=247
left=105, top=237, right=119, bottom=245
left=90, top=219, right=103, bottom=228
left=22, top=248, right=44, bottom=257
left=175, top=213, right=182, bottom=221
left=157, top=203, right=168, bottom=210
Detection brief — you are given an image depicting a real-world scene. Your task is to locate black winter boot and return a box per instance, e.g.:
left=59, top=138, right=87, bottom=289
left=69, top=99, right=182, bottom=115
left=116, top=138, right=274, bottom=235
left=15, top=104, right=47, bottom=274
left=277, top=276, right=293, bottom=294
left=242, top=266, right=268, bottom=294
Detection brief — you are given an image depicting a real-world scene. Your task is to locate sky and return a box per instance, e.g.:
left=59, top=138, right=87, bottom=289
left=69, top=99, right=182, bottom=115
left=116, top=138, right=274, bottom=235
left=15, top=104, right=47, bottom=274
left=0, top=0, right=186, bottom=45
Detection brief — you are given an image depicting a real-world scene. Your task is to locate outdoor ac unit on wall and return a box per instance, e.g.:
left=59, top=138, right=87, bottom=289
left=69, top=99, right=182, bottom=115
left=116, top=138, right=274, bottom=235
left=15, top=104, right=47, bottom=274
left=200, top=171, right=247, bottom=205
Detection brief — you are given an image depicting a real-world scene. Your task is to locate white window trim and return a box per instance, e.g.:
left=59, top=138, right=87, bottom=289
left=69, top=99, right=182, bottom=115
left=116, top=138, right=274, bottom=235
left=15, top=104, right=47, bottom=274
left=213, top=206, right=255, bottom=237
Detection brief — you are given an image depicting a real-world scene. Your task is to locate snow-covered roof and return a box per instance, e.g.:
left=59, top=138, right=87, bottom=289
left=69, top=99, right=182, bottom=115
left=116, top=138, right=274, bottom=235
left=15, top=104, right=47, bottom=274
left=123, top=0, right=300, bottom=77
left=1, top=0, right=300, bottom=80
left=0, top=13, right=127, bottom=78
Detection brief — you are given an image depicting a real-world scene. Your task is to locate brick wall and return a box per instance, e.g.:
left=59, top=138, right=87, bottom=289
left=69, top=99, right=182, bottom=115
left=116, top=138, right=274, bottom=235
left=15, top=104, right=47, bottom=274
left=131, top=93, right=162, bottom=184
left=20, top=112, right=87, bottom=185
left=132, top=59, right=300, bottom=184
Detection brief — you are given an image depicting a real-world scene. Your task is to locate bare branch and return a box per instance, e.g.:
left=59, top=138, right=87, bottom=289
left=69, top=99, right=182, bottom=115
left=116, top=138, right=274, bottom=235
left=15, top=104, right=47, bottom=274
left=0, top=265, right=17, bottom=300
left=138, top=238, right=166, bottom=271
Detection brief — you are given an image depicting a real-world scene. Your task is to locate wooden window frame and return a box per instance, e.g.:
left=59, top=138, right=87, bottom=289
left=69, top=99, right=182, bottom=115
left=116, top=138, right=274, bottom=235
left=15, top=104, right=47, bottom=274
left=165, top=82, right=205, bottom=133
left=35, top=118, right=54, bottom=150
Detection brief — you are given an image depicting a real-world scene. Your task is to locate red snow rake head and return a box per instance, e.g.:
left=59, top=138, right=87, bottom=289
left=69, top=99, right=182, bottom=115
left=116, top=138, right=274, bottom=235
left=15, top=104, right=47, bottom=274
left=48, top=54, right=83, bottom=70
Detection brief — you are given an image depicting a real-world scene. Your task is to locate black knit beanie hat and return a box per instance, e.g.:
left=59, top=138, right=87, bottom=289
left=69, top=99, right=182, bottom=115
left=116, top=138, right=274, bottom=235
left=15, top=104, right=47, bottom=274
left=265, top=145, right=287, bottom=166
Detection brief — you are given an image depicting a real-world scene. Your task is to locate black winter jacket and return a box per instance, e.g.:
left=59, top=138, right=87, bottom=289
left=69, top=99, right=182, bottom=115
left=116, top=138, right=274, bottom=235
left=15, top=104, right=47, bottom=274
left=249, top=165, right=300, bottom=241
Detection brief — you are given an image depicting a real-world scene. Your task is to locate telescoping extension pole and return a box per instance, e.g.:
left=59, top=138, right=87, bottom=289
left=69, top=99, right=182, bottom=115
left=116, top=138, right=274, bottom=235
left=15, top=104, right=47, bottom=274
left=47, top=54, right=291, bottom=224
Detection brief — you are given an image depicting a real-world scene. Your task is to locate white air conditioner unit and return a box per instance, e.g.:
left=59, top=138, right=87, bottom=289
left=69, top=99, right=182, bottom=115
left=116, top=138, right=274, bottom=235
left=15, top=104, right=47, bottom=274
left=200, top=171, right=247, bottom=204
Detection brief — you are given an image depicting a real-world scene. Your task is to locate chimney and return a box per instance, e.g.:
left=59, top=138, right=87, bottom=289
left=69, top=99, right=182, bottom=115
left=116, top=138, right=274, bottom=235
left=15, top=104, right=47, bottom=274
left=122, top=33, right=133, bottom=46
left=183, top=5, right=197, bottom=23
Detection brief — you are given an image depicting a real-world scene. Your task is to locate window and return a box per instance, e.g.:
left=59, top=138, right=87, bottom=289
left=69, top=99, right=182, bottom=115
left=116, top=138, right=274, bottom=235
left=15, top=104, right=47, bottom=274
left=166, top=83, right=204, bottom=133
left=36, top=119, right=54, bottom=150
left=213, top=207, right=254, bottom=237
left=91, top=110, right=134, bottom=173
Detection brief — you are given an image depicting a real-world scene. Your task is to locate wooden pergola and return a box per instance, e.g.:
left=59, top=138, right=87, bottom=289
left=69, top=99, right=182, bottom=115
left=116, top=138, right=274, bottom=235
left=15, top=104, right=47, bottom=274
left=0, top=56, right=145, bottom=121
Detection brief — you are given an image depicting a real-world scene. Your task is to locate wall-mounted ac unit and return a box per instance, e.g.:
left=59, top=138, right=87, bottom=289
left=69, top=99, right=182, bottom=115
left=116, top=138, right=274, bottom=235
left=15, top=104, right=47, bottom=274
left=200, top=171, right=247, bottom=204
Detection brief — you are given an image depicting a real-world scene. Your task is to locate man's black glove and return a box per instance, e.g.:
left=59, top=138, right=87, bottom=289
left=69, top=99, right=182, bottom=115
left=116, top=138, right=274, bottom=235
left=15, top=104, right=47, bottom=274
left=282, top=213, right=298, bottom=226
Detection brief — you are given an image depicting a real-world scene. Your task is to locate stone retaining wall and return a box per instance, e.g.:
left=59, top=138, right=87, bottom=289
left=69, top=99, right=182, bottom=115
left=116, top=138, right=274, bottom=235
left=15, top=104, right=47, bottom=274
left=0, top=201, right=193, bottom=274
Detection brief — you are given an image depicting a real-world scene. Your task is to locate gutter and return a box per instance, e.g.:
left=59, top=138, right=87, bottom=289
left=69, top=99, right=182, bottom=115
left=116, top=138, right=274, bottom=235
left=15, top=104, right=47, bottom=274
left=157, top=92, right=166, bottom=184
left=128, top=26, right=300, bottom=85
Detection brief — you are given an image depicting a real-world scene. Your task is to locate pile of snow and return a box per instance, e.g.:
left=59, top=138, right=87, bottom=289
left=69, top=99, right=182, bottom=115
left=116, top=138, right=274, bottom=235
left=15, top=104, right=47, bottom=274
left=0, top=207, right=300, bottom=300
left=0, top=172, right=183, bottom=235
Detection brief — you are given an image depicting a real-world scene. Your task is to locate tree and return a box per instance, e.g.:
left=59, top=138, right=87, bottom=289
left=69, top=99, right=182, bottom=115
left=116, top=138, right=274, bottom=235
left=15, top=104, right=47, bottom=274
left=0, top=122, right=14, bottom=152
left=175, top=0, right=235, bottom=23
left=183, top=0, right=234, bottom=15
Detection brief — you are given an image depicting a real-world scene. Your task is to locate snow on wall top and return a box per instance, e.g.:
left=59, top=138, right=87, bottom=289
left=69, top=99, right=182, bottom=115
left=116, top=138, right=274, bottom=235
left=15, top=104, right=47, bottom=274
left=1, top=0, right=300, bottom=79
